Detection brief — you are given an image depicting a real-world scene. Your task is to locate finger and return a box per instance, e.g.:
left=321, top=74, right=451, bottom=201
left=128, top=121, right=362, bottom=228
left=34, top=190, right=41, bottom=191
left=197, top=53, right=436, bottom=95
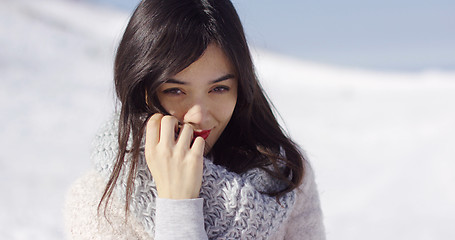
left=176, top=123, right=194, bottom=150
left=159, top=115, right=179, bottom=146
left=145, top=113, right=163, bottom=148
left=190, top=136, right=205, bottom=158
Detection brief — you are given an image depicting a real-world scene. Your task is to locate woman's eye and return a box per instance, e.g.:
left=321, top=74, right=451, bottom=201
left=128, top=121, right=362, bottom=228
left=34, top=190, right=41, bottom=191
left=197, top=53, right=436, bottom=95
left=162, top=88, right=184, bottom=95
left=210, top=86, right=230, bottom=93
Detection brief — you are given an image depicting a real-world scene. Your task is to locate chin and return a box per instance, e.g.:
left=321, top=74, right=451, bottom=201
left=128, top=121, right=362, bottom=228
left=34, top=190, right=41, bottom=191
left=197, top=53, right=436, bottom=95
left=203, top=136, right=217, bottom=156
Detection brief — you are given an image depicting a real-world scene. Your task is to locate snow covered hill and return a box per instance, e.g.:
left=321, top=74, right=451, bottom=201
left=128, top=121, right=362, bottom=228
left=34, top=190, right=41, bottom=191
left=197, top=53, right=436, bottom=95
left=1, top=0, right=454, bottom=239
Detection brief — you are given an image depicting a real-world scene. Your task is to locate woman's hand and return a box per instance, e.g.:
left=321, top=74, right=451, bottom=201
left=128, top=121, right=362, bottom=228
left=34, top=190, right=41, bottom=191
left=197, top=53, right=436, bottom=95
left=144, top=113, right=205, bottom=199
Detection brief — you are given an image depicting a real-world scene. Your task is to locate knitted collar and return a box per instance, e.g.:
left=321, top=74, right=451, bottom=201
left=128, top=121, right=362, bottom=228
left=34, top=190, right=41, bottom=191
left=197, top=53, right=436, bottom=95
left=91, top=115, right=296, bottom=239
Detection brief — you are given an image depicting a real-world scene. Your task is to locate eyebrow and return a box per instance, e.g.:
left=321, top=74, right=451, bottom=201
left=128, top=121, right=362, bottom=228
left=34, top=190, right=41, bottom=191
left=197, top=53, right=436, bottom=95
left=165, top=74, right=235, bottom=85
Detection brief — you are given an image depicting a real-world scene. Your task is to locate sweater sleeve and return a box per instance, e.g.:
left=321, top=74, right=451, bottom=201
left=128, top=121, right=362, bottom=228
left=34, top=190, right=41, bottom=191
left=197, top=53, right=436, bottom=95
left=284, top=163, right=326, bottom=240
left=154, top=198, right=208, bottom=240
left=64, top=171, right=151, bottom=240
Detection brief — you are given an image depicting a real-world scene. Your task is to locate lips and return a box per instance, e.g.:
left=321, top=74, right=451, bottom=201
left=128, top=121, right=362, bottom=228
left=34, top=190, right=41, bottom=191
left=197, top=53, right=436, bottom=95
left=193, top=129, right=211, bottom=140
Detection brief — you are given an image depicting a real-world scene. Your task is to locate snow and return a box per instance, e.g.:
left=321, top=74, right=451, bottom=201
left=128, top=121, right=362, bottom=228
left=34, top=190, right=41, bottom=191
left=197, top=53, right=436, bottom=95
left=1, top=0, right=454, bottom=239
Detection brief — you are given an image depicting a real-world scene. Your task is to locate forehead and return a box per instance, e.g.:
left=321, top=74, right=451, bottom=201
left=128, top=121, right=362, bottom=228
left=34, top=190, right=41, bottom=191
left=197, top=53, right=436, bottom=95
left=171, top=44, right=235, bottom=83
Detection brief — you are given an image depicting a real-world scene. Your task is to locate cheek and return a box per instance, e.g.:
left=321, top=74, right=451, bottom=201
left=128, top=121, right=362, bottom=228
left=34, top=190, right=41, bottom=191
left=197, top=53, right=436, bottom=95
left=224, top=101, right=236, bottom=120
left=158, top=98, right=184, bottom=118
left=207, top=99, right=236, bottom=148
left=217, top=96, right=237, bottom=124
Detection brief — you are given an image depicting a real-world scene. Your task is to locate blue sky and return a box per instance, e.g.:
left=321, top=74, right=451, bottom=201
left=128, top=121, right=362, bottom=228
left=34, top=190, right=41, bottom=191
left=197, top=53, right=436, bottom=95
left=86, top=0, right=455, bottom=71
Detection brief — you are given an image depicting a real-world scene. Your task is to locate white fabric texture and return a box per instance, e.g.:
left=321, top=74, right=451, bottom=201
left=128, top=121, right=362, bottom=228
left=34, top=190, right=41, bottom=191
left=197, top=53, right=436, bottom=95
left=154, top=198, right=207, bottom=240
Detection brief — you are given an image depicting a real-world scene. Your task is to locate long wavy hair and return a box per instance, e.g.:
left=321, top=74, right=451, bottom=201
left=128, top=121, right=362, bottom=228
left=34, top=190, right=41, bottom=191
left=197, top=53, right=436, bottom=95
left=99, top=0, right=306, bottom=214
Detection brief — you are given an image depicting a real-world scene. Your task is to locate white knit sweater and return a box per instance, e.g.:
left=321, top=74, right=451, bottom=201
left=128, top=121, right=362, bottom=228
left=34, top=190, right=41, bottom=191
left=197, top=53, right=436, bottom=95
left=64, top=116, right=326, bottom=240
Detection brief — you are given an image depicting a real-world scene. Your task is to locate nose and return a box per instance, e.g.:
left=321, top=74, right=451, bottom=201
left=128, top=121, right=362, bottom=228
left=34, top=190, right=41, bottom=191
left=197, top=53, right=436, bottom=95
left=183, top=101, right=210, bottom=129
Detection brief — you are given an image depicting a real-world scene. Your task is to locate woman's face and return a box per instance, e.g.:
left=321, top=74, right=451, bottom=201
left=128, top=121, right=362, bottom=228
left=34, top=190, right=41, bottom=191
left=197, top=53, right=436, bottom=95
left=157, top=44, right=238, bottom=153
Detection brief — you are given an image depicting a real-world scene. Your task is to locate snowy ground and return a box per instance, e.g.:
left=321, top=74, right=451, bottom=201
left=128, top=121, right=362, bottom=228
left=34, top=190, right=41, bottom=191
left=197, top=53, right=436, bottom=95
left=1, top=0, right=454, bottom=239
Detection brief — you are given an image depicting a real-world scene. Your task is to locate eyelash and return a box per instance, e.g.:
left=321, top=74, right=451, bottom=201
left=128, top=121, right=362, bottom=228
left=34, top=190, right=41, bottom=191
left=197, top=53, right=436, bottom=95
left=162, top=88, right=184, bottom=95
left=210, top=86, right=230, bottom=93
left=162, top=86, right=230, bottom=95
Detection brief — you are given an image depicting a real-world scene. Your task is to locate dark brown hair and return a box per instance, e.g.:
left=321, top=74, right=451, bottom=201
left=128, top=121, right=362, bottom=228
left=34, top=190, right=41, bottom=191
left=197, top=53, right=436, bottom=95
left=99, top=0, right=306, bottom=214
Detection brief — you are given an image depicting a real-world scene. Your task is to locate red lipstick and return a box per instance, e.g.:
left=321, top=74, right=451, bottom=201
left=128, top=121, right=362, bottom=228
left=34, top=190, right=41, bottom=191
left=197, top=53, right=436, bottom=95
left=193, top=129, right=211, bottom=140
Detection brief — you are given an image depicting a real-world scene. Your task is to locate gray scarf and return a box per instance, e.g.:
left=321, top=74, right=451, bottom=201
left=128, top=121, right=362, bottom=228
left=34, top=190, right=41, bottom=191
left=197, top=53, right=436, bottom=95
left=91, top=115, right=296, bottom=239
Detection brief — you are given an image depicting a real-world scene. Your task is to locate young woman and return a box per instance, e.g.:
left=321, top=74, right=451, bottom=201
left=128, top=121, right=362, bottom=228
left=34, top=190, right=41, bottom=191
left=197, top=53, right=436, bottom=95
left=64, top=0, right=325, bottom=239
